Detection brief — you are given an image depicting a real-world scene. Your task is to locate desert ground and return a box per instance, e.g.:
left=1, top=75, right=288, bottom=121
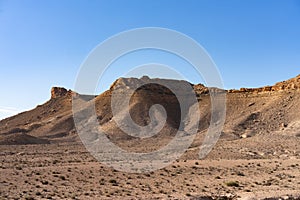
left=1, top=141, right=300, bottom=199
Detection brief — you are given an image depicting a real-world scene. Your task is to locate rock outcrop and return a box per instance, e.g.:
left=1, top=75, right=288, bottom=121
left=228, top=74, right=300, bottom=93
left=273, top=74, right=300, bottom=90
left=51, top=87, right=77, bottom=99
left=109, top=76, right=195, bottom=95
left=51, top=87, right=68, bottom=98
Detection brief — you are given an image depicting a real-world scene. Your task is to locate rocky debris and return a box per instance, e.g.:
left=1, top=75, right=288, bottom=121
left=275, top=121, right=300, bottom=137
left=236, top=195, right=300, bottom=200
left=241, top=129, right=255, bottom=138
left=0, top=132, right=49, bottom=145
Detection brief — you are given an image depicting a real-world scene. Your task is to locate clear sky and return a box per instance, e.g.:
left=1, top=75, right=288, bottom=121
left=0, top=0, right=300, bottom=119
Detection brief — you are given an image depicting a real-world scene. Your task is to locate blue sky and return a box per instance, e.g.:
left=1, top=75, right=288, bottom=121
left=0, top=0, right=300, bottom=119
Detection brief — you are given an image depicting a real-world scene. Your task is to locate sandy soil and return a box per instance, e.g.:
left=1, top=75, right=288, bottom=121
left=1, top=142, right=300, bottom=200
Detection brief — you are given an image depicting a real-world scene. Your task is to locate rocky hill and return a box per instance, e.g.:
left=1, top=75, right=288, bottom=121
left=1, top=74, right=300, bottom=199
left=0, top=75, right=300, bottom=157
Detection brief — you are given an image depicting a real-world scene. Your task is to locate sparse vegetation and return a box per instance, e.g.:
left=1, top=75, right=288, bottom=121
left=225, top=181, right=239, bottom=187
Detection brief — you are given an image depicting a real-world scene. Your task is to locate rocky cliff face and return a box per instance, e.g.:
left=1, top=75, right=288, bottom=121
left=228, top=74, right=300, bottom=93
left=51, top=87, right=78, bottom=99
left=110, top=74, right=300, bottom=95
left=51, top=87, right=69, bottom=98
left=273, top=74, right=300, bottom=90
left=109, top=76, right=193, bottom=91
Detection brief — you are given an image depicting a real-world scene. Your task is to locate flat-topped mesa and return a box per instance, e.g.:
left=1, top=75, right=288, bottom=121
left=109, top=76, right=195, bottom=94
left=108, top=76, right=230, bottom=97
left=228, top=74, right=300, bottom=93
left=109, top=77, right=147, bottom=91
left=51, top=87, right=75, bottom=99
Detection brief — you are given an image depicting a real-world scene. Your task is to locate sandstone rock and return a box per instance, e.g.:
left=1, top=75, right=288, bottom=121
left=241, top=130, right=255, bottom=138
left=51, top=87, right=68, bottom=98
left=110, top=76, right=195, bottom=95
left=239, top=88, right=247, bottom=92
left=281, top=122, right=288, bottom=128
left=228, top=89, right=239, bottom=93
left=262, top=86, right=272, bottom=92
left=248, top=102, right=255, bottom=107
left=51, top=87, right=79, bottom=99
left=227, top=74, right=300, bottom=94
